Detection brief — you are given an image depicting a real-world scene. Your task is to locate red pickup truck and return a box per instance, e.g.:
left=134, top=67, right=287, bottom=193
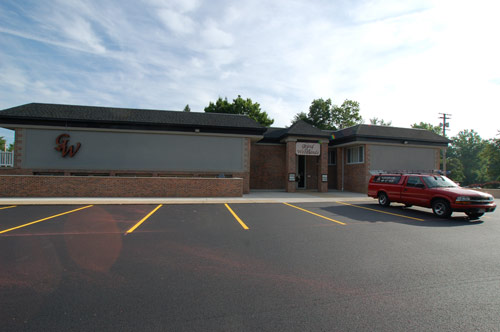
left=367, top=173, right=496, bottom=219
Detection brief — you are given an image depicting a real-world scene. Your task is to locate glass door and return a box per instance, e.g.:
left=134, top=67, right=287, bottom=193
left=297, top=155, right=306, bottom=189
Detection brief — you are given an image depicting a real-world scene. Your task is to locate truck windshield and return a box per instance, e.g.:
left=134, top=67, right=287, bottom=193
left=422, top=175, right=458, bottom=188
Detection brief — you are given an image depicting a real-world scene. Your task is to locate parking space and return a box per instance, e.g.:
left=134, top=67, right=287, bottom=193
left=0, top=200, right=495, bottom=237
left=1, top=201, right=500, bottom=331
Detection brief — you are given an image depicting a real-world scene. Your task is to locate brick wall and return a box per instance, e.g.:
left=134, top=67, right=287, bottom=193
left=343, top=144, right=369, bottom=193
left=331, top=146, right=369, bottom=193
left=0, top=175, right=243, bottom=197
left=250, top=143, right=286, bottom=189
left=343, top=163, right=368, bottom=193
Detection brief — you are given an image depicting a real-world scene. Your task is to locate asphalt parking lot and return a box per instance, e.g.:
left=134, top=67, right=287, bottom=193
left=1, top=200, right=500, bottom=331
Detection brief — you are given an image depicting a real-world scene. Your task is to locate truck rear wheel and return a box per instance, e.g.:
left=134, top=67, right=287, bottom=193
left=378, top=192, right=390, bottom=207
left=432, top=199, right=452, bottom=218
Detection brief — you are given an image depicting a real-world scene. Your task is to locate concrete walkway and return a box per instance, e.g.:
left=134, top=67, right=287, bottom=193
left=0, top=190, right=370, bottom=205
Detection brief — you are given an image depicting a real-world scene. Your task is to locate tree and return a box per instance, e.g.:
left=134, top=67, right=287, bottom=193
left=447, top=130, right=488, bottom=185
left=305, top=98, right=333, bottom=129
left=446, top=157, right=465, bottom=184
left=370, top=117, right=392, bottom=126
left=204, top=95, right=274, bottom=127
left=331, top=99, right=363, bottom=130
left=480, top=131, right=500, bottom=181
left=0, top=136, right=5, bottom=151
left=291, top=98, right=362, bottom=130
left=292, top=112, right=311, bottom=125
left=411, top=122, right=442, bottom=136
left=183, top=104, right=191, bottom=112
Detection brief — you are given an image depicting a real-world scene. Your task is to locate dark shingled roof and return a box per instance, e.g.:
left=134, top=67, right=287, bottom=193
left=0, top=103, right=266, bottom=136
left=258, top=120, right=331, bottom=143
left=331, top=124, right=450, bottom=146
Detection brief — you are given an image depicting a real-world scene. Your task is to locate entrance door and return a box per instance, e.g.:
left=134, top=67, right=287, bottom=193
left=297, top=155, right=306, bottom=189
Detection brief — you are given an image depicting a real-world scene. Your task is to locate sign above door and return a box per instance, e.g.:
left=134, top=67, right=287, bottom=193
left=296, top=142, right=320, bottom=156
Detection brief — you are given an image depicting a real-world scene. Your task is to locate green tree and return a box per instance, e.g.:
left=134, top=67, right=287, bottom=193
left=480, top=131, right=500, bottom=181
left=306, top=98, right=333, bottom=129
left=331, top=99, right=363, bottom=130
left=446, top=157, right=465, bottom=184
left=370, top=117, right=392, bottom=126
left=448, top=130, right=488, bottom=185
left=292, top=98, right=362, bottom=130
left=204, top=95, right=274, bottom=127
left=183, top=104, right=191, bottom=112
left=0, top=136, right=6, bottom=151
left=292, top=112, right=311, bottom=125
left=411, top=122, right=442, bottom=135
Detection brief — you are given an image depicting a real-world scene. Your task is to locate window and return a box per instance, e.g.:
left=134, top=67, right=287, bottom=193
left=346, top=146, right=364, bottom=164
left=328, top=150, right=337, bottom=165
left=406, top=176, right=424, bottom=187
left=373, top=176, right=401, bottom=184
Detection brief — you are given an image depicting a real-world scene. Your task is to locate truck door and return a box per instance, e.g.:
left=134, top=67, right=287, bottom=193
left=401, top=176, right=428, bottom=205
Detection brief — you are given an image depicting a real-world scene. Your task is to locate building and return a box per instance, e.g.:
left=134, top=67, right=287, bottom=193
left=0, top=103, right=450, bottom=197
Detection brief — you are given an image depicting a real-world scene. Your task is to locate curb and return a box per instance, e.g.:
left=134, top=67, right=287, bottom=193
left=0, top=196, right=372, bottom=205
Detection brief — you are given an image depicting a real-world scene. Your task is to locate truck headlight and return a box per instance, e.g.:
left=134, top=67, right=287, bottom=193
left=456, top=196, right=470, bottom=203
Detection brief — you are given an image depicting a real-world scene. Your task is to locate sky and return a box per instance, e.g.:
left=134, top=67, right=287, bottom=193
left=1, top=0, right=499, bottom=145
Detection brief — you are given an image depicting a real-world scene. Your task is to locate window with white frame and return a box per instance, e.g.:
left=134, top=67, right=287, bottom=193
left=346, top=146, right=364, bottom=164
left=328, top=150, right=337, bottom=165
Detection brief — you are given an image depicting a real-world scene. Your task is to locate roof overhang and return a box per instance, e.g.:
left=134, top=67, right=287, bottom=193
left=329, top=135, right=450, bottom=147
left=0, top=117, right=266, bottom=137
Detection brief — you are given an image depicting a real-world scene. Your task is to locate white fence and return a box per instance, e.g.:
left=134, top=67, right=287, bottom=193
left=0, top=151, right=14, bottom=167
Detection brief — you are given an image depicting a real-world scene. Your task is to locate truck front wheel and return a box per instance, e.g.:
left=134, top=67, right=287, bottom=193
left=432, top=199, right=452, bottom=218
left=465, top=212, right=485, bottom=220
left=378, top=192, right=390, bottom=207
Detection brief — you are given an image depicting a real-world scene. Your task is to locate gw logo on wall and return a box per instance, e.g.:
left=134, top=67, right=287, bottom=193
left=55, top=134, right=81, bottom=158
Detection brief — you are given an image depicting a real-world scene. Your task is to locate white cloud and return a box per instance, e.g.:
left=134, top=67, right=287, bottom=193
left=200, top=20, right=234, bottom=48
left=1, top=0, right=499, bottom=144
left=157, top=9, right=196, bottom=34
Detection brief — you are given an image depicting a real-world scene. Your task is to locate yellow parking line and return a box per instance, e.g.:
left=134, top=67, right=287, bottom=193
left=0, top=205, right=93, bottom=234
left=0, top=205, right=16, bottom=210
left=224, top=204, right=249, bottom=230
left=283, top=203, right=346, bottom=225
left=335, top=201, right=425, bottom=221
left=126, top=204, right=163, bottom=234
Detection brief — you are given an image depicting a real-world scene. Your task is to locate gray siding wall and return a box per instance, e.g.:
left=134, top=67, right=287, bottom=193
left=23, top=129, right=245, bottom=172
left=369, top=145, right=437, bottom=171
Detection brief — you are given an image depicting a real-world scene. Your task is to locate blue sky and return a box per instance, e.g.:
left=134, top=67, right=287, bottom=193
left=1, top=0, right=499, bottom=145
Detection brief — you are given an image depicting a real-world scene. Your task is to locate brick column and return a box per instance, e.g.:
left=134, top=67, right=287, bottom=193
left=317, top=142, right=328, bottom=192
left=243, top=138, right=251, bottom=194
left=14, top=128, right=24, bottom=169
left=285, top=140, right=296, bottom=192
left=336, top=147, right=343, bottom=190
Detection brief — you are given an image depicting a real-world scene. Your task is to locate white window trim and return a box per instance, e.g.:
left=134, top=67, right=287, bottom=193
left=346, top=146, right=364, bottom=165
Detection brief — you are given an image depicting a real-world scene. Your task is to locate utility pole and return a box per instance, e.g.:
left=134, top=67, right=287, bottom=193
left=439, top=113, right=451, bottom=174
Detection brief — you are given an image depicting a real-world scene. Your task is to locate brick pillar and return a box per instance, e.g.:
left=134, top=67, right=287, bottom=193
left=336, top=147, right=343, bottom=190
left=285, top=140, right=296, bottom=192
left=14, top=128, right=23, bottom=169
left=243, top=138, right=251, bottom=194
left=317, top=142, right=328, bottom=192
